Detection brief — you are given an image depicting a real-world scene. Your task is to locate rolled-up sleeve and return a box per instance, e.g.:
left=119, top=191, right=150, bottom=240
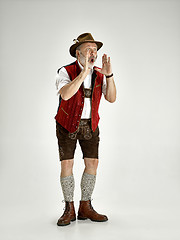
left=55, top=67, right=71, bottom=95
left=102, top=75, right=107, bottom=96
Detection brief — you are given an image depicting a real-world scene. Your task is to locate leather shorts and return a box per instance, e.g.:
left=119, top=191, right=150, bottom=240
left=56, top=119, right=100, bottom=161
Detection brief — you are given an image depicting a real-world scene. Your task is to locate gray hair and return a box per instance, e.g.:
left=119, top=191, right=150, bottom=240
left=75, top=45, right=82, bottom=58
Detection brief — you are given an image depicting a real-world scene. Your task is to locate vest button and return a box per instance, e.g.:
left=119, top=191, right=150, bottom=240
left=75, top=126, right=77, bottom=128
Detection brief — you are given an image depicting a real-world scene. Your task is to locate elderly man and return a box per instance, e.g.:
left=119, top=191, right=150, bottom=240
left=55, top=33, right=116, bottom=226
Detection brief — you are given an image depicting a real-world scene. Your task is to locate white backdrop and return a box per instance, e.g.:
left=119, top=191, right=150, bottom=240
left=0, top=0, right=180, bottom=239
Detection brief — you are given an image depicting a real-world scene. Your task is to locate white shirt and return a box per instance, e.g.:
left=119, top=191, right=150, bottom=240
left=55, top=62, right=107, bottom=119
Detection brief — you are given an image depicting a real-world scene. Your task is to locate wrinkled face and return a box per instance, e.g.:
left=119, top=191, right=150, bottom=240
left=76, top=42, right=97, bottom=69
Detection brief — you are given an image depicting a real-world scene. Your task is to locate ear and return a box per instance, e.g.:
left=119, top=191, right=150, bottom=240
left=76, top=49, right=80, bottom=58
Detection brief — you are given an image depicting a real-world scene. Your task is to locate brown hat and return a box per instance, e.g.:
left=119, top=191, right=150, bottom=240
left=69, top=33, right=103, bottom=57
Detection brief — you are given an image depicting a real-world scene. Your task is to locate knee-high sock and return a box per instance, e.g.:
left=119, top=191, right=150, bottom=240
left=60, top=175, right=75, bottom=202
left=81, top=172, right=96, bottom=201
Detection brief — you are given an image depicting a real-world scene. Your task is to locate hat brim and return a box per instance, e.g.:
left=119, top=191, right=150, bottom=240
left=69, top=40, right=103, bottom=58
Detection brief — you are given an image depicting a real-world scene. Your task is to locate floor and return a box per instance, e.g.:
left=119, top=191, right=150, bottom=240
left=1, top=204, right=180, bottom=240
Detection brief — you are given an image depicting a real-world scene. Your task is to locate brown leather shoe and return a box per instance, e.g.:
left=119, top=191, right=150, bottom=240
left=78, top=200, right=108, bottom=222
left=57, top=201, right=76, bottom=226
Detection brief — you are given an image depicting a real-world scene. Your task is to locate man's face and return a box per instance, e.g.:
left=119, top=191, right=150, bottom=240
left=76, top=42, right=97, bottom=69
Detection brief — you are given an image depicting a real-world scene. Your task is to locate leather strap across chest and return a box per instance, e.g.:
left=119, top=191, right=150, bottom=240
left=84, top=88, right=92, bottom=98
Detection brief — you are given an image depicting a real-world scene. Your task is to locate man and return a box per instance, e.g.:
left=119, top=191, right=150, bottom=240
left=55, top=33, right=116, bottom=226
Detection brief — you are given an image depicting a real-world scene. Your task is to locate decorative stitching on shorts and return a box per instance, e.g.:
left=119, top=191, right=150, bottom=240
left=59, top=146, right=65, bottom=159
left=68, top=120, right=92, bottom=140
left=68, top=132, right=78, bottom=140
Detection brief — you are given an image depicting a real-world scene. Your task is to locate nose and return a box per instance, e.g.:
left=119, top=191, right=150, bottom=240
left=89, top=49, right=94, bottom=54
left=90, top=51, right=97, bottom=57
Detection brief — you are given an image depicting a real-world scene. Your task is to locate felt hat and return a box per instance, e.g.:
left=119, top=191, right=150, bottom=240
left=69, top=33, right=103, bottom=57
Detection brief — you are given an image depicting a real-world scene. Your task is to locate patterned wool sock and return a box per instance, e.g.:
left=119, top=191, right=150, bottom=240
left=60, top=175, right=75, bottom=202
left=81, top=172, right=96, bottom=201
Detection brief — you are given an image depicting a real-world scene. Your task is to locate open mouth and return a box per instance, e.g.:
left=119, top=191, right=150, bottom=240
left=90, top=58, right=95, bottom=64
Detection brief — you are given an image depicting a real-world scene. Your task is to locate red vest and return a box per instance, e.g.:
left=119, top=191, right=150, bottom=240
left=55, top=61, right=104, bottom=133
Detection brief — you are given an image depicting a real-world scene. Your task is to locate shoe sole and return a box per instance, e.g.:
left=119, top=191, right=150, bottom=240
left=78, top=216, right=108, bottom=222
left=77, top=216, right=88, bottom=220
left=57, top=218, right=76, bottom=226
